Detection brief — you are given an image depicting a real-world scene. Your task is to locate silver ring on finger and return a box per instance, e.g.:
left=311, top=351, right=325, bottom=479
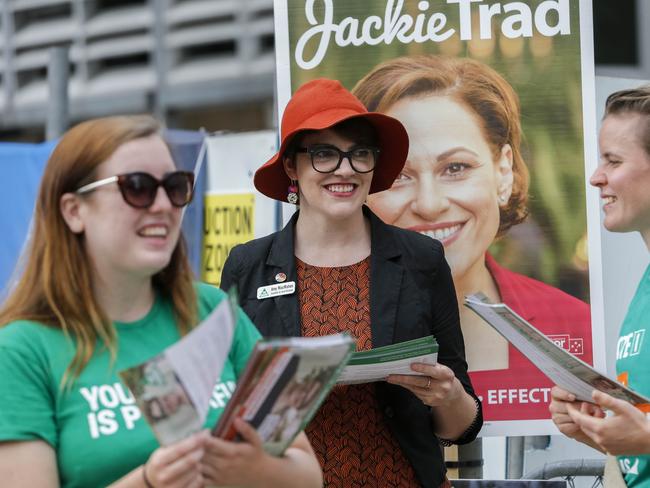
left=426, top=377, right=432, bottom=389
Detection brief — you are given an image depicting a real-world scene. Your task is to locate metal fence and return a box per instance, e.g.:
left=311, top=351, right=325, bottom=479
left=524, top=459, right=605, bottom=488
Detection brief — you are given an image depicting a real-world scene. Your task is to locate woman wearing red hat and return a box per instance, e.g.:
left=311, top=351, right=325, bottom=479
left=221, top=78, right=482, bottom=488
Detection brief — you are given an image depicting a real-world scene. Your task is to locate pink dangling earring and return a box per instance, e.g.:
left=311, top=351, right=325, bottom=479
left=287, top=180, right=299, bottom=204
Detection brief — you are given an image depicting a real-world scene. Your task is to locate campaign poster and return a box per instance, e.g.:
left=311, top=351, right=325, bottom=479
left=202, top=131, right=278, bottom=286
left=273, top=0, right=604, bottom=435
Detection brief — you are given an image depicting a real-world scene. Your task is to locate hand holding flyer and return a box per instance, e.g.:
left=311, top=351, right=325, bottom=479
left=120, top=295, right=355, bottom=453
left=213, top=333, right=355, bottom=456
left=119, top=294, right=237, bottom=445
left=464, top=293, right=650, bottom=406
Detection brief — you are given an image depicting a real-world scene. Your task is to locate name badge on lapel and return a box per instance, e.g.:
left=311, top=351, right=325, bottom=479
left=257, top=281, right=296, bottom=300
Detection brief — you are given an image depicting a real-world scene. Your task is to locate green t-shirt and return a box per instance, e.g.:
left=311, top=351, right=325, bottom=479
left=616, top=264, right=650, bottom=487
left=0, top=283, right=261, bottom=488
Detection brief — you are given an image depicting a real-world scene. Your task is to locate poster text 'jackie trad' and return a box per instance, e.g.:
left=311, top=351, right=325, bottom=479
left=295, top=0, right=571, bottom=69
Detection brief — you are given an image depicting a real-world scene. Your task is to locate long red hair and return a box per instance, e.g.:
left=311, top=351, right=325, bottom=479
left=0, top=115, right=197, bottom=383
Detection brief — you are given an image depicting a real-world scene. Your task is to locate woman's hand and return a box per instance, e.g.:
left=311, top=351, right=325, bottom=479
left=549, top=386, right=601, bottom=443
left=388, top=362, right=478, bottom=441
left=202, top=421, right=322, bottom=488
left=201, top=418, right=269, bottom=487
left=566, top=390, right=650, bottom=455
left=387, top=362, right=462, bottom=407
left=144, top=431, right=208, bottom=488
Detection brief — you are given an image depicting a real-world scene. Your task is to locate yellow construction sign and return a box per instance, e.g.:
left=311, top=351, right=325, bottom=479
left=202, top=193, right=255, bottom=286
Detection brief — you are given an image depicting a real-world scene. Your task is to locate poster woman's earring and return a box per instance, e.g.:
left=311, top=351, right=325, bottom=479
left=287, top=180, right=299, bottom=204
left=498, top=194, right=508, bottom=205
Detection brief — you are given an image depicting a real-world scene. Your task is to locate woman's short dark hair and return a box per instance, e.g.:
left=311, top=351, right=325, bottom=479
left=604, top=85, right=650, bottom=156
left=284, top=117, right=379, bottom=163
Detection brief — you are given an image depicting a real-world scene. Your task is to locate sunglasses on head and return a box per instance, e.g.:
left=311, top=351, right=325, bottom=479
left=76, top=171, right=195, bottom=209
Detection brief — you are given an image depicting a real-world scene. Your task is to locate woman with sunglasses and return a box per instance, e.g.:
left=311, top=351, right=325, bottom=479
left=0, top=115, right=322, bottom=488
left=221, top=79, right=482, bottom=488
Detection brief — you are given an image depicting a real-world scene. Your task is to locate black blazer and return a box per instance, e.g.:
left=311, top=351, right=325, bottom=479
left=221, top=206, right=482, bottom=488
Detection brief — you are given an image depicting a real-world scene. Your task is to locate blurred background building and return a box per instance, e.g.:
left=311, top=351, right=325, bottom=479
left=0, top=0, right=276, bottom=140
left=0, top=0, right=648, bottom=141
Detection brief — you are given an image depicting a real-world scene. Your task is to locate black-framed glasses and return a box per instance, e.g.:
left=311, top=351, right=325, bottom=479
left=296, top=144, right=380, bottom=174
left=76, top=171, right=195, bottom=208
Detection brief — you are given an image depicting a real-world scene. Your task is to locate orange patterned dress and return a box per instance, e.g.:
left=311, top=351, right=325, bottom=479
left=297, top=257, right=421, bottom=487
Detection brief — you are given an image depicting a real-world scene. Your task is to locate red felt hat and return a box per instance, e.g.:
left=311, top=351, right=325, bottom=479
left=254, top=78, right=409, bottom=202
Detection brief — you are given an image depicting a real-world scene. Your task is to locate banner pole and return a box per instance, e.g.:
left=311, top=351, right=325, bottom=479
left=458, top=439, right=484, bottom=479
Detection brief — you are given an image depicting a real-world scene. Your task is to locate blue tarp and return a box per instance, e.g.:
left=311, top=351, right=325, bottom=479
left=0, top=131, right=206, bottom=299
left=164, top=129, right=206, bottom=275
left=0, top=141, right=58, bottom=298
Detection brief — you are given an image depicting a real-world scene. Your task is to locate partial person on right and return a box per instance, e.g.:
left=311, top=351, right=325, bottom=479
left=352, top=54, right=592, bottom=421
left=549, top=85, right=650, bottom=486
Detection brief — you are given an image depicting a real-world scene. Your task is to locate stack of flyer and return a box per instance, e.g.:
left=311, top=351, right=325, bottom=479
left=464, top=293, right=650, bottom=405
left=337, top=335, right=439, bottom=385
left=213, top=334, right=355, bottom=455
left=119, top=293, right=355, bottom=453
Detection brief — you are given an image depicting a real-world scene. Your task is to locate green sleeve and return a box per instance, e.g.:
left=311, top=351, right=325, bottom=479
left=0, top=326, right=57, bottom=447
left=195, top=282, right=261, bottom=378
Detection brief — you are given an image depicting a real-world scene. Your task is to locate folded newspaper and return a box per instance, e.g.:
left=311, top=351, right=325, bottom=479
left=464, top=293, right=650, bottom=405
left=337, top=335, right=438, bottom=385
left=119, top=293, right=355, bottom=453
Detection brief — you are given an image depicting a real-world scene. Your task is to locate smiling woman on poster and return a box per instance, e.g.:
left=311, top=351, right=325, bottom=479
left=353, top=54, right=593, bottom=422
